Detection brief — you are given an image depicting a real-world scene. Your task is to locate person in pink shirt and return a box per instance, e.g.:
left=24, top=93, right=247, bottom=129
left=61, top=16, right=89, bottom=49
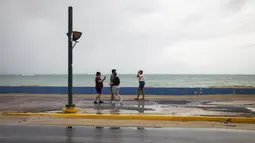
left=94, top=72, right=106, bottom=104
left=135, top=70, right=145, bottom=100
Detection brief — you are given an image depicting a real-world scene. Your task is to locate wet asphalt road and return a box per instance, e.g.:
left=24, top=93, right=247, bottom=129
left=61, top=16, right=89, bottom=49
left=0, top=125, right=254, bottom=143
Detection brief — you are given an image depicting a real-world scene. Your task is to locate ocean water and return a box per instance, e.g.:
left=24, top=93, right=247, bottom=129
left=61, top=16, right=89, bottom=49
left=1, top=74, right=255, bottom=87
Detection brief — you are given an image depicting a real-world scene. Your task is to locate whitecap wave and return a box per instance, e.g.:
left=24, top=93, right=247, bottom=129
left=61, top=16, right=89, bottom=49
left=20, top=74, right=35, bottom=76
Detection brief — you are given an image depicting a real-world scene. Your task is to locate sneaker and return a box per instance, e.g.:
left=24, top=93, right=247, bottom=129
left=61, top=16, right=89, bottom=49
left=94, top=101, right=97, bottom=104
left=99, top=101, right=104, bottom=104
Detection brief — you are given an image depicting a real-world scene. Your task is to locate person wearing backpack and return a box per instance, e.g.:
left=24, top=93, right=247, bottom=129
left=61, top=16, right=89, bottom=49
left=111, top=72, right=123, bottom=104
left=109, top=69, right=116, bottom=103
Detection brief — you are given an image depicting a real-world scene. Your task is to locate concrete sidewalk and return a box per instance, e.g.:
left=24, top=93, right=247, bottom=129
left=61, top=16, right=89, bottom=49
left=0, top=94, right=255, bottom=117
left=1, top=94, right=255, bottom=129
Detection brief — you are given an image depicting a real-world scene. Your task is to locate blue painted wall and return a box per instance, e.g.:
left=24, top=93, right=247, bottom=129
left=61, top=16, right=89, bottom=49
left=0, top=86, right=255, bottom=95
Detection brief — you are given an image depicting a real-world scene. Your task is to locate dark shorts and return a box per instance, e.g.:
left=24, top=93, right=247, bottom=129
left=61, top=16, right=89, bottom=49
left=139, top=81, right=145, bottom=89
left=95, top=87, right=102, bottom=94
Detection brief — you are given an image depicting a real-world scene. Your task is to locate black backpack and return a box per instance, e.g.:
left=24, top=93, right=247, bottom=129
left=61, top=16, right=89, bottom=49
left=115, top=76, right=120, bottom=85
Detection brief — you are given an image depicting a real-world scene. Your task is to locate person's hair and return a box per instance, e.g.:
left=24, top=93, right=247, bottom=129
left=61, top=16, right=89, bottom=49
left=96, top=72, right=101, bottom=76
left=139, top=70, right=143, bottom=74
left=113, top=72, right=117, bottom=77
left=112, top=69, right=116, bottom=73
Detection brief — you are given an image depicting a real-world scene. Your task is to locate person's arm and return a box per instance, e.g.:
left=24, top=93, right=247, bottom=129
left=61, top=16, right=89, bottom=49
left=137, top=73, right=141, bottom=78
left=98, top=77, right=106, bottom=83
left=109, top=75, right=113, bottom=85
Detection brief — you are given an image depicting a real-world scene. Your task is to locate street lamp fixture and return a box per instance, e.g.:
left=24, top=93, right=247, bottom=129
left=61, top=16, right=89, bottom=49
left=66, top=31, right=82, bottom=48
left=63, top=6, right=82, bottom=113
left=72, top=31, right=82, bottom=41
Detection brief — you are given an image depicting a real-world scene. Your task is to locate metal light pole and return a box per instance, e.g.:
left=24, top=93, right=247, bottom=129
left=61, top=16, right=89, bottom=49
left=67, top=6, right=74, bottom=108
left=63, top=6, right=82, bottom=113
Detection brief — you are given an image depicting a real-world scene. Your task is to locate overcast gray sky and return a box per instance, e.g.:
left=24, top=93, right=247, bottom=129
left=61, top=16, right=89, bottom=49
left=1, top=0, right=255, bottom=74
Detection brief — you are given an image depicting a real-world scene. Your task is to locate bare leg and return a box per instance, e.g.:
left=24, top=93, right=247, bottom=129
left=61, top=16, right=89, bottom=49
left=94, top=93, right=100, bottom=103
left=141, top=88, right=145, bottom=100
left=98, top=93, right=101, bottom=101
left=113, top=87, right=122, bottom=101
left=135, top=88, right=140, bottom=100
left=110, top=86, right=114, bottom=101
left=115, top=94, right=123, bottom=101
left=98, top=93, right=104, bottom=103
left=111, top=93, right=114, bottom=101
left=95, top=94, right=100, bottom=100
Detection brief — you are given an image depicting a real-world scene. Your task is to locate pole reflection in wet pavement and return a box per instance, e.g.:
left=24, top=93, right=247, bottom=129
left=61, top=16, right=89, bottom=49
left=0, top=125, right=254, bottom=143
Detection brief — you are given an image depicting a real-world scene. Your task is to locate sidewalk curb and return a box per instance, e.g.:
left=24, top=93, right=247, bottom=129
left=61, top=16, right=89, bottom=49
left=1, top=112, right=255, bottom=123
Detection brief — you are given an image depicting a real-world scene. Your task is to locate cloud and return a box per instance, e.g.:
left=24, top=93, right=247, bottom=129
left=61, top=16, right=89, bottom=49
left=156, top=32, right=255, bottom=74
left=0, top=0, right=255, bottom=74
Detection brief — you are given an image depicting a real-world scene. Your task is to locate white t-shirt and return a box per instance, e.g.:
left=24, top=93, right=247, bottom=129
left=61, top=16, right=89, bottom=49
left=137, top=74, right=144, bottom=81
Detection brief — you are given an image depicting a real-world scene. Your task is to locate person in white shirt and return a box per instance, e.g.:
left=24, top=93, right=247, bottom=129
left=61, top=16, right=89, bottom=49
left=111, top=72, right=123, bottom=104
left=135, top=70, right=145, bottom=100
left=109, top=69, right=116, bottom=103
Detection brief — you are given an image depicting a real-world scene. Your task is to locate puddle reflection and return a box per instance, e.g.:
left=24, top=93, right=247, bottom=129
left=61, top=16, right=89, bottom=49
left=138, top=100, right=145, bottom=113
left=110, top=104, right=120, bottom=114
left=94, top=104, right=103, bottom=114
left=92, top=100, right=151, bottom=114
left=65, top=126, right=75, bottom=143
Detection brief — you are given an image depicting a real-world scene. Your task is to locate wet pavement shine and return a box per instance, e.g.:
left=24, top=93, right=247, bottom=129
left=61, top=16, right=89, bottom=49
left=0, top=95, right=255, bottom=116
left=0, top=125, right=254, bottom=143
